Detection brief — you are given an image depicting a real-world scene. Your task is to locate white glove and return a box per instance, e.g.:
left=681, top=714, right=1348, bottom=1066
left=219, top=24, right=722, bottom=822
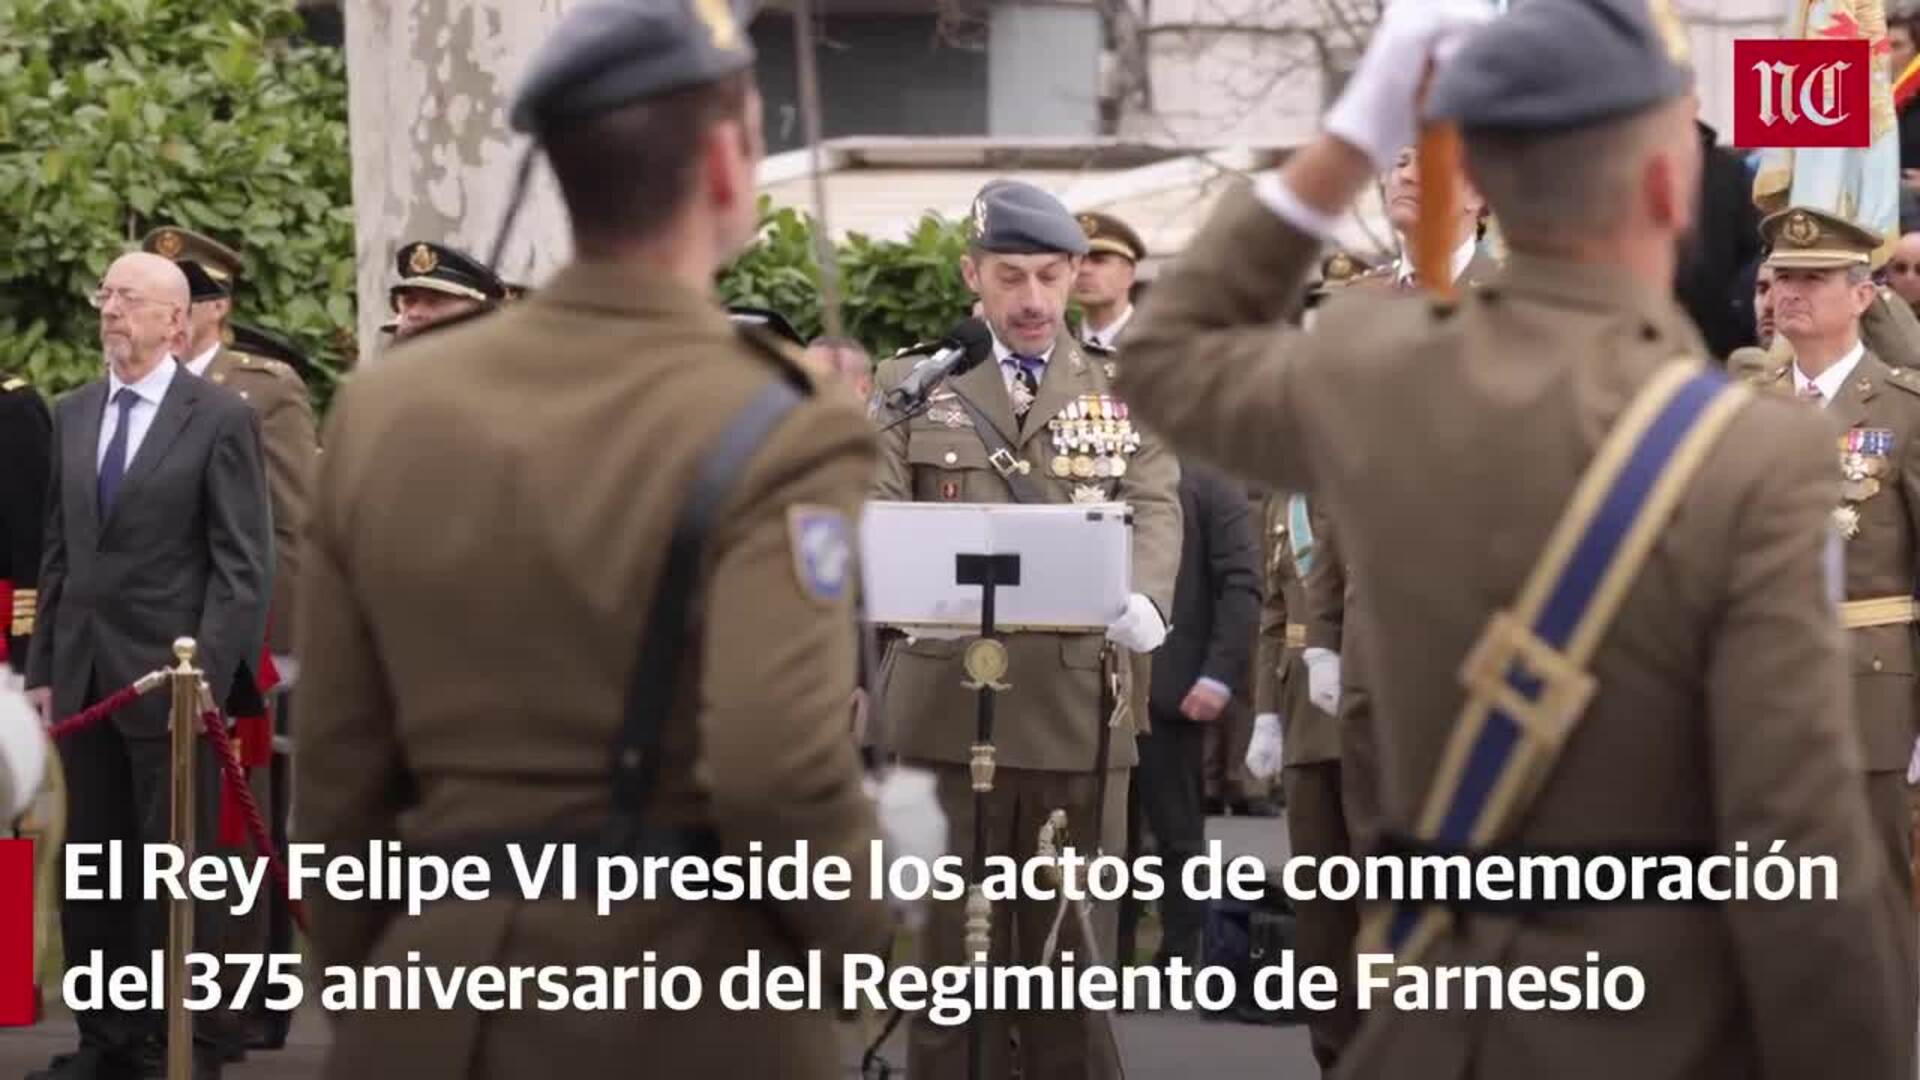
left=1324, top=0, right=1496, bottom=171
left=1304, top=647, right=1342, bottom=716
left=867, top=765, right=949, bottom=931
left=1246, top=713, right=1285, bottom=782
left=0, top=666, right=49, bottom=820
left=271, top=654, right=300, bottom=690
left=1907, top=735, right=1920, bottom=785
left=1105, top=593, right=1168, bottom=652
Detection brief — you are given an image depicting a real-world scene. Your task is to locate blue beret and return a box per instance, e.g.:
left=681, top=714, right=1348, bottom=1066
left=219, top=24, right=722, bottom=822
left=968, top=180, right=1090, bottom=257
left=510, top=0, right=756, bottom=136
left=1426, top=0, right=1692, bottom=131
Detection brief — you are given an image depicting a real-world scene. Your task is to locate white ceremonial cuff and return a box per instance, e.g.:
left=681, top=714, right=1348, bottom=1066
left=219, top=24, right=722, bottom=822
left=1253, top=173, right=1340, bottom=241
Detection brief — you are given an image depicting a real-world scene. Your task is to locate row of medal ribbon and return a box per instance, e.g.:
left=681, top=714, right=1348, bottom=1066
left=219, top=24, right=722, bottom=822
left=1049, top=395, right=1141, bottom=480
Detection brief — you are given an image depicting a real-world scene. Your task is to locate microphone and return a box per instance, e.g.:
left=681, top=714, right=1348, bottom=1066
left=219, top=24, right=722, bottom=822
left=882, top=318, right=993, bottom=413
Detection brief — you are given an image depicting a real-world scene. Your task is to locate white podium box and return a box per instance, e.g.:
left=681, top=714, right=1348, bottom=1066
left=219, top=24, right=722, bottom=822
left=858, top=501, right=1133, bottom=634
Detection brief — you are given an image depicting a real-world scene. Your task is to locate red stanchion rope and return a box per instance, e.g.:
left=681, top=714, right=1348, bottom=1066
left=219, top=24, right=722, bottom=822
left=45, top=683, right=147, bottom=740
left=198, top=709, right=309, bottom=935
left=44, top=677, right=310, bottom=936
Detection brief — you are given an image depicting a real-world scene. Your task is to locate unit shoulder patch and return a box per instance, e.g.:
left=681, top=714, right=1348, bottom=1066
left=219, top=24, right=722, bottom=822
left=788, top=504, right=852, bottom=604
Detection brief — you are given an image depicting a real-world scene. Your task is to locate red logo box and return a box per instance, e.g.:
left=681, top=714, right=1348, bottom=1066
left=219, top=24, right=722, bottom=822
left=0, top=838, right=32, bottom=1026
left=1734, top=38, right=1873, bottom=149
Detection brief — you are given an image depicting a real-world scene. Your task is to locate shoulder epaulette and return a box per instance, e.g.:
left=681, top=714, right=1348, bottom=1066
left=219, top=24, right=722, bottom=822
left=228, top=352, right=298, bottom=382
left=1886, top=365, right=1920, bottom=397
left=734, top=321, right=817, bottom=394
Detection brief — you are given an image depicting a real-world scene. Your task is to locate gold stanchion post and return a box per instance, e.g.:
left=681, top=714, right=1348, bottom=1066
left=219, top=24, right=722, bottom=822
left=166, top=638, right=199, bottom=1080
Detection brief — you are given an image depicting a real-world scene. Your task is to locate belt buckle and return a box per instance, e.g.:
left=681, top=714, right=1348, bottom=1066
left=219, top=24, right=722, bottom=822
left=987, top=448, right=1031, bottom=477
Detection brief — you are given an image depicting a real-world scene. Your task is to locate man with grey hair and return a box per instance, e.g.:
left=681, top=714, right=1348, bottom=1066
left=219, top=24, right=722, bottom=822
left=1759, top=205, right=1920, bottom=1033
left=1115, top=0, right=1906, bottom=1074
left=26, top=251, right=272, bottom=1080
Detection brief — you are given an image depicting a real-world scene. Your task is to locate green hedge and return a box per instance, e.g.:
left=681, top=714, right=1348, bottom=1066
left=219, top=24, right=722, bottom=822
left=0, top=0, right=354, bottom=401
left=718, top=201, right=977, bottom=359
left=0, top=0, right=968, bottom=403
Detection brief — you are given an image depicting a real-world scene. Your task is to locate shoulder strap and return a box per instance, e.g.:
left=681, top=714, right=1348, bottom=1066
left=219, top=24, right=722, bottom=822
left=946, top=389, right=1048, bottom=503
left=610, top=376, right=806, bottom=830
left=1366, top=361, right=1753, bottom=962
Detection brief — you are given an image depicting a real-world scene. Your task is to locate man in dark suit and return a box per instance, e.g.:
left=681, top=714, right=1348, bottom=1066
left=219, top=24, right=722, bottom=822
left=25, top=251, right=272, bottom=1080
left=1123, top=460, right=1259, bottom=968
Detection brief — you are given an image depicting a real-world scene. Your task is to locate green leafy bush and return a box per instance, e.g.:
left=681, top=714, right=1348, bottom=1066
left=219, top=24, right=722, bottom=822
left=718, top=200, right=977, bottom=359
left=0, top=0, right=354, bottom=402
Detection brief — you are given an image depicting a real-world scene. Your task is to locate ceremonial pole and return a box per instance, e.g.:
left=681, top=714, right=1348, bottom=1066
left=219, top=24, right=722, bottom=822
left=1414, top=0, right=1513, bottom=294
left=165, top=639, right=200, bottom=1080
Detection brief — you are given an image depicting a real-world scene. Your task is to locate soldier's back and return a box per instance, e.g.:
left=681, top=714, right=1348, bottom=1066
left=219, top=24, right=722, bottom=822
left=1294, top=258, right=1897, bottom=1079
left=301, top=263, right=889, bottom=1079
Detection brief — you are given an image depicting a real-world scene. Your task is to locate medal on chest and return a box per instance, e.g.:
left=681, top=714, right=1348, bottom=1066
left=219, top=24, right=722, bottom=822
left=1834, top=428, right=1893, bottom=539
left=1047, top=393, right=1139, bottom=485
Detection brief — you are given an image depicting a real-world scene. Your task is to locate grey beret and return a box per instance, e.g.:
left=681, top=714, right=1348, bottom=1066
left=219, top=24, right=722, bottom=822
left=967, top=180, right=1091, bottom=257
left=509, top=0, right=756, bottom=135
left=1426, top=0, right=1692, bottom=131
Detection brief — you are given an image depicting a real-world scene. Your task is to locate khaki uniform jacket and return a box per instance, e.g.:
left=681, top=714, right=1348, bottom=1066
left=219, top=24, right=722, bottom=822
left=1252, top=493, right=1337, bottom=765
left=1762, top=351, right=1920, bottom=773
left=204, top=345, right=317, bottom=655
left=295, top=264, right=892, bottom=1080
left=1115, top=184, right=1905, bottom=1080
left=871, top=332, right=1181, bottom=772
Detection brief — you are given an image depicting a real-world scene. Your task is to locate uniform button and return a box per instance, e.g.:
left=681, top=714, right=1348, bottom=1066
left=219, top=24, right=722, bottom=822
left=944, top=451, right=958, bottom=465
left=1873, top=658, right=1885, bottom=672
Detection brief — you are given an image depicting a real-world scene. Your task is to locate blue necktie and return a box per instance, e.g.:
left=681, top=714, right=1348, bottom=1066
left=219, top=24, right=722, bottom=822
left=98, top=387, right=138, bottom=517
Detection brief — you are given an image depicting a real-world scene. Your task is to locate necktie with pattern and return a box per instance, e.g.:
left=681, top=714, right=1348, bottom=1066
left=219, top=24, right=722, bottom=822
left=98, top=387, right=139, bottom=517
left=1008, top=354, right=1044, bottom=421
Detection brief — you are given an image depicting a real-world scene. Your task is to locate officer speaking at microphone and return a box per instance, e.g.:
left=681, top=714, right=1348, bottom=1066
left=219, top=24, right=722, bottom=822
left=293, top=1, right=941, bottom=1077
left=870, top=179, right=1180, bottom=1080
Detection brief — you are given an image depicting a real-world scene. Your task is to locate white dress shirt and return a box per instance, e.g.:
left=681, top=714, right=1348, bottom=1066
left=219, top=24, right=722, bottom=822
left=98, top=357, right=180, bottom=473
left=184, top=343, right=220, bottom=379
left=1791, top=341, right=1865, bottom=405
left=1393, top=236, right=1479, bottom=287
left=991, top=334, right=1057, bottom=397
left=1081, top=305, right=1135, bottom=350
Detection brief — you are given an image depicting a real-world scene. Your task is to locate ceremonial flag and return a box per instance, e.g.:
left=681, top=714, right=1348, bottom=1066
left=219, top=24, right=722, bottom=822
left=1753, top=0, right=1901, bottom=265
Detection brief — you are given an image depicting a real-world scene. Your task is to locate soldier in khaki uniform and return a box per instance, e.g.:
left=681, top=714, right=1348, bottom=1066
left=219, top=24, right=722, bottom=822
left=1749, top=204, right=1920, bottom=1051
left=1116, top=1, right=1906, bottom=1076
left=295, top=5, right=920, bottom=1077
left=871, top=179, right=1181, bottom=1080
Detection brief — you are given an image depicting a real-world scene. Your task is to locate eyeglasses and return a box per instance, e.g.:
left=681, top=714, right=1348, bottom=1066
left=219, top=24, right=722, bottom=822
left=87, top=287, right=170, bottom=310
